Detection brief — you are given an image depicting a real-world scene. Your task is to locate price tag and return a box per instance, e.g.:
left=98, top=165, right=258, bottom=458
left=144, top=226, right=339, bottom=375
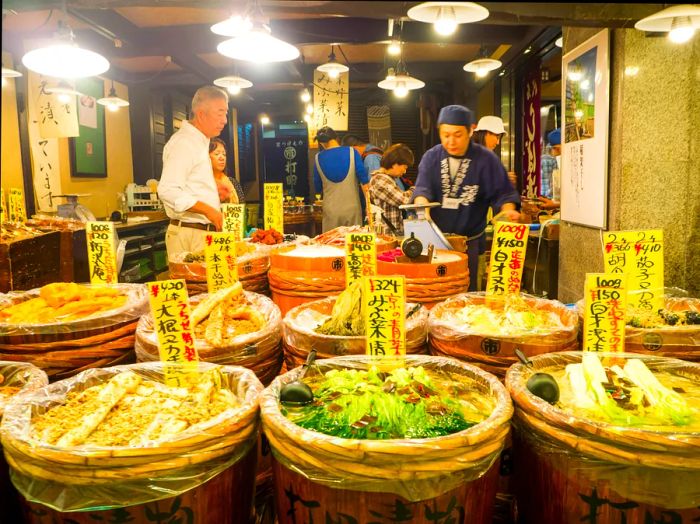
left=86, top=221, right=118, bottom=284
left=0, top=188, right=6, bottom=224
left=205, top=233, right=238, bottom=293
left=263, top=183, right=284, bottom=232
left=583, top=273, right=627, bottom=352
left=345, top=233, right=377, bottom=285
left=603, top=230, right=664, bottom=312
left=364, top=276, right=406, bottom=357
left=147, top=279, right=199, bottom=386
left=221, top=203, right=246, bottom=240
left=486, top=222, right=529, bottom=297
left=8, top=188, right=26, bottom=223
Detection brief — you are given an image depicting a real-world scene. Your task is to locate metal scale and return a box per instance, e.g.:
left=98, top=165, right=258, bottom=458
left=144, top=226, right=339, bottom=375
left=399, top=202, right=452, bottom=254
left=52, top=194, right=96, bottom=222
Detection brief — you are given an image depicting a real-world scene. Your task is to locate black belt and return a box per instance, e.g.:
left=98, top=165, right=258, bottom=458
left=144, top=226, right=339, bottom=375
left=169, top=219, right=216, bottom=231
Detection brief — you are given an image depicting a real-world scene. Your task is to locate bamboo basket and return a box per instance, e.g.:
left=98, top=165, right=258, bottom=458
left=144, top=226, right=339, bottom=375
left=576, top=297, right=700, bottom=361
left=430, top=292, right=579, bottom=379
left=377, top=250, right=469, bottom=308
left=506, top=351, right=700, bottom=523
left=282, top=297, right=429, bottom=369
left=135, top=290, right=283, bottom=385
left=1, top=362, right=262, bottom=522
left=261, top=355, right=513, bottom=523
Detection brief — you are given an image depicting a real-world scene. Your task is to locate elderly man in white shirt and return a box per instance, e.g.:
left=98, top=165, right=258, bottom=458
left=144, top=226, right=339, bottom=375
left=158, top=85, right=229, bottom=257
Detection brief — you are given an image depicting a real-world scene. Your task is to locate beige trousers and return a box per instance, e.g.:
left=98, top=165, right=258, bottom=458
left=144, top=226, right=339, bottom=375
left=165, top=224, right=208, bottom=260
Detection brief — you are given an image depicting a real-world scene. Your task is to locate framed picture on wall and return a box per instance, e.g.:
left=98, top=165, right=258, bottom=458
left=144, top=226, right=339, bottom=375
left=560, top=29, right=610, bottom=229
left=70, top=77, right=107, bottom=178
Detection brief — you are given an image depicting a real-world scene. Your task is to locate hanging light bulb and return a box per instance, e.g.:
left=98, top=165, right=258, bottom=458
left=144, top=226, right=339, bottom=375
left=218, top=23, right=299, bottom=63
left=394, top=81, right=409, bottom=98
left=300, top=88, right=311, bottom=103
left=316, top=45, right=349, bottom=79
left=407, top=2, right=489, bottom=36
left=668, top=16, right=695, bottom=43
left=387, top=39, right=401, bottom=55
left=303, top=114, right=311, bottom=123
left=434, top=6, right=458, bottom=35
left=463, top=57, right=502, bottom=78
left=97, top=80, right=129, bottom=111
left=260, top=114, right=270, bottom=126
left=44, top=81, right=82, bottom=103
left=213, top=75, right=253, bottom=95
left=635, top=5, right=700, bottom=44
left=305, top=103, right=314, bottom=115
left=378, top=65, right=424, bottom=94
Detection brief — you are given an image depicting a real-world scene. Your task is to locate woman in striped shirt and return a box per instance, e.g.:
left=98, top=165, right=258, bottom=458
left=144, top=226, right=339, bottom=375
left=368, top=144, right=415, bottom=236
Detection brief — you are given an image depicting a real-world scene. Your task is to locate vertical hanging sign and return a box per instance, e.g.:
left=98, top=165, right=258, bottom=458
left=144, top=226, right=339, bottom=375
left=364, top=276, right=406, bottom=357
left=603, top=230, right=664, bottom=312
left=310, top=69, right=349, bottom=147
left=486, top=222, right=529, bottom=296
left=522, top=66, right=542, bottom=199
left=205, top=233, right=238, bottom=293
left=263, top=183, right=284, bottom=232
left=147, top=279, right=199, bottom=387
left=86, top=221, right=118, bottom=284
left=221, top=203, right=246, bottom=240
left=583, top=273, right=627, bottom=352
left=345, top=233, right=377, bottom=286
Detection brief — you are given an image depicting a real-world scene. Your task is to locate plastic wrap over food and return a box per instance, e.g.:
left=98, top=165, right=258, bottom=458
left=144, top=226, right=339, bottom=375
left=283, top=297, right=428, bottom=362
left=505, top=351, right=700, bottom=508
left=168, top=249, right=271, bottom=282
left=0, top=361, right=262, bottom=512
left=260, top=355, right=513, bottom=501
left=0, top=361, right=48, bottom=416
left=135, top=290, right=282, bottom=384
left=0, top=283, right=149, bottom=341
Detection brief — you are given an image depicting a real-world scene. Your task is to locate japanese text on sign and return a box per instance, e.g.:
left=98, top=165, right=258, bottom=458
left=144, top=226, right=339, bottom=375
left=364, top=276, right=406, bottom=357
left=345, top=233, right=377, bottom=285
left=583, top=273, right=627, bottom=352
left=0, top=188, right=5, bottom=224
left=221, top=203, right=246, bottom=240
left=263, top=183, right=284, bottom=232
left=205, top=233, right=238, bottom=293
left=486, top=222, right=529, bottom=296
left=147, top=279, right=199, bottom=387
left=86, top=221, right=118, bottom=284
left=8, top=188, right=27, bottom=223
left=603, top=230, right=664, bottom=312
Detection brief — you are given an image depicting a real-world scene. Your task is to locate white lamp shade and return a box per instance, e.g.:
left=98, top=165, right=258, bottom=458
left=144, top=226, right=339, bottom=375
left=214, top=75, right=253, bottom=91
left=211, top=15, right=253, bottom=37
left=97, top=95, right=129, bottom=108
left=463, top=58, right=502, bottom=75
left=316, top=61, right=349, bottom=76
left=378, top=73, right=425, bottom=91
left=2, top=67, right=22, bottom=78
left=22, top=44, right=109, bottom=78
left=217, top=30, right=300, bottom=63
left=634, top=4, right=700, bottom=31
left=407, top=2, right=489, bottom=24
left=44, top=83, right=82, bottom=98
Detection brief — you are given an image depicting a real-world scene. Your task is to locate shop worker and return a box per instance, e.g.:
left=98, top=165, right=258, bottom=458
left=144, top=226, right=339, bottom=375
left=472, top=115, right=518, bottom=189
left=158, top=86, right=228, bottom=257
left=412, top=104, right=520, bottom=291
left=540, top=127, right=561, bottom=203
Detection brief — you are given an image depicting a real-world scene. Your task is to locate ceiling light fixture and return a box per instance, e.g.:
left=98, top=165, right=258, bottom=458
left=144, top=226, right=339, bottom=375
left=555, top=36, right=563, bottom=48
left=407, top=2, right=489, bottom=36
left=260, top=114, right=270, bottom=126
left=634, top=4, right=700, bottom=44
left=316, top=45, right=349, bottom=79
left=97, top=79, right=129, bottom=112
left=464, top=45, right=502, bottom=78
left=2, top=67, right=22, bottom=87
left=214, top=75, right=253, bottom=95
left=211, top=14, right=253, bottom=37
left=387, top=39, right=402, bottom=56
left=44, top=81, right=82, bottom=103
left=378, top=66, right=425, bottom=96
left=217, top=24, right=299, bottom=63
left=300, top=88, right=311, bottom=103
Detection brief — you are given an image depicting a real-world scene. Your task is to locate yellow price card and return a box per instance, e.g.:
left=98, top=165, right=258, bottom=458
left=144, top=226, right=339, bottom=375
left=583, top=273, right=627, bottom=352
left=603, top=230, right=663, bottom=312
left=86, top=221, right=118, bottom=284
left=486, top=222, right=529, bottom=296
left=147, top=279, right=199, bottom=386
left=0, top=188, right=5, bottom=224
left=9, top=188, right=27, bottom=223
left=263, top=183, right=284, bottom=232
left=221, top=203, right=246, bottom=240
left=205, top=233, right=238, bottom=293
left=364, top=276, right=406, bottom=357
left=345, top=232, right=377, bottom=286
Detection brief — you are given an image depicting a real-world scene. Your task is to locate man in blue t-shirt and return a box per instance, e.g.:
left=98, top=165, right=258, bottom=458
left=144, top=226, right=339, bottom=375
left=412, top=105, right=520, bottom=291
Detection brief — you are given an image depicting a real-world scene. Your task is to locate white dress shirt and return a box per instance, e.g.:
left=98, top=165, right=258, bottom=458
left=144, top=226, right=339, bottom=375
left=157, top=121, right=220, bottom=224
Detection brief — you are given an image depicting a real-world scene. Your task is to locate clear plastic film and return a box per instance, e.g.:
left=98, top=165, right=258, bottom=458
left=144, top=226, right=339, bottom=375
left=0, top=283, right=149, bottom=342
left=0, top=361, right=263, bottom=512
left=135, top=291, right=283, bottom=385
left=260, top=354, right=513, bottom=502
left=505, top=351, right=700, bottom=509
left=0, top=361, right=48, bottom=416
left=168, top=250, right=271, bottom=282
left=283, top=298, right=429, bottom=366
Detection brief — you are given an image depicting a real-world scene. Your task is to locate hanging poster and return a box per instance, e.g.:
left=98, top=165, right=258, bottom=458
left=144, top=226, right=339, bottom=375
left=310, top=69, right=349, bottom=147
left=262, top=135, right=309, bottom=198
left=70, top=77, right=107, bottom=178
left=28, top=71, right=79, bottom=139
left=522, top=66, right=541, bottom=199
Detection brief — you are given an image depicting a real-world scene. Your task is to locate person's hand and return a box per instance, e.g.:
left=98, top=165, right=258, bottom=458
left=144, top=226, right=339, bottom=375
left=216, top=180, right=231, bottom=202
left=207, top=209, right=223, bottom=231
left=537, top=196, right=559, bottom=210
left=498, top=208, right=521, bottom=222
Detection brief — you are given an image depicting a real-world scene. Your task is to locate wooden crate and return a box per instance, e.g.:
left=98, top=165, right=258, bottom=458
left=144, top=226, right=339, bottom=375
left=0, top=232, right=61, bottom=293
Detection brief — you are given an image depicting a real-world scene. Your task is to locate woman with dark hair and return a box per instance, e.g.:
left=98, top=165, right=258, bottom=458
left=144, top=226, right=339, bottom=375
left=209, top=137, right=245, bottom=203
left=368, top=143, right=415, bottom=235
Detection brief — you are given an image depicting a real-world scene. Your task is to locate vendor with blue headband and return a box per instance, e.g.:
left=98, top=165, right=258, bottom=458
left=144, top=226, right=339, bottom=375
left=412, top=104, right=520, bottom=291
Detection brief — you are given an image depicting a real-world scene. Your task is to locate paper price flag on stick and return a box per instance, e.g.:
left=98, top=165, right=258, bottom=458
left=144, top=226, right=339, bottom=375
left=86, top=221, right=118, bottom=284
left=583, top=273, right=627, bottom=352
left=345, top=232, right=377, bottom=286
left=364, top=276, right=406, bottom=359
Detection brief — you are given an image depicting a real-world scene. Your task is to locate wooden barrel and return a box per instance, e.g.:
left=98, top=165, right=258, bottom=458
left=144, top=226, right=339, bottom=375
left=261, top=355, right=513, bottom=523
left=377, top=250, right=469, bottom=308
left=3, top=362, right=262, bottom=523
left=576, top=297, right=700, bottom=361
left=135, top=291, right=283, bottom=385
left=430, top=293, right=579, bottom=379
left=282, top=297, right=429, bottom=369
left=268, top=245, right=347, bottom=316
left=506, top=351, right=700, bottom=524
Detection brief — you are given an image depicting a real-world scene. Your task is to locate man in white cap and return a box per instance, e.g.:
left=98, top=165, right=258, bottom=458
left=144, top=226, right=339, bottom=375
left=473, top=115, right=517, bottom=188
left=412, top=104, right=520, bottom=291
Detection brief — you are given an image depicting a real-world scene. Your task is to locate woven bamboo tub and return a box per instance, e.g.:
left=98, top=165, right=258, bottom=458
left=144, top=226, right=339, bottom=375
left=282, top=297, right=429, bottom=369
left=1, top=362, right=263, bottom=524
left=506, top=351, right=700, bottom=524
left=430, top=292, right=579, bottom=379
left=261, top=355, right=513, bottom=523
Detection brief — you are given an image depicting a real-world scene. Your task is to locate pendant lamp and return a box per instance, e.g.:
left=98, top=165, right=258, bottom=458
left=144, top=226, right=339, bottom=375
left=407, top=2, right=489, bottom=36
left=635, top=4, right=700, bottom=44
left=1, top=67, right=22, bottom=87
left=214, top=75, right=253, bottom=95
left=97, top=80, right=130, bottom=112
left=316, top=45, right=349, bottom=79
left=217, top=23, right=299, bottom=63
left=44, top=81, right=82, bottom=103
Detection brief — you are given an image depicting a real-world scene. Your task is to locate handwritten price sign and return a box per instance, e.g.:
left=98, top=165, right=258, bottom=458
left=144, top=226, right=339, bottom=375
left=86, top=221, right=118, bottom=284
left=221, top=203, right=246, bottom=240
left=345, top=233, right=377, bottom=285
left=147, top=279, right=199, bottom=387
left=603, top=230, right=663, bottom=312
left=486, top=222, right=529, bottom=296
left=8, top=188, right=27, bottom=223
left=364, top=276, right=406, bottom=358
left=263, top=183, right=284, bottom=232
left=205, top=233, right=238, bottom=293
left=583, top=274, right=627, bottom=352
